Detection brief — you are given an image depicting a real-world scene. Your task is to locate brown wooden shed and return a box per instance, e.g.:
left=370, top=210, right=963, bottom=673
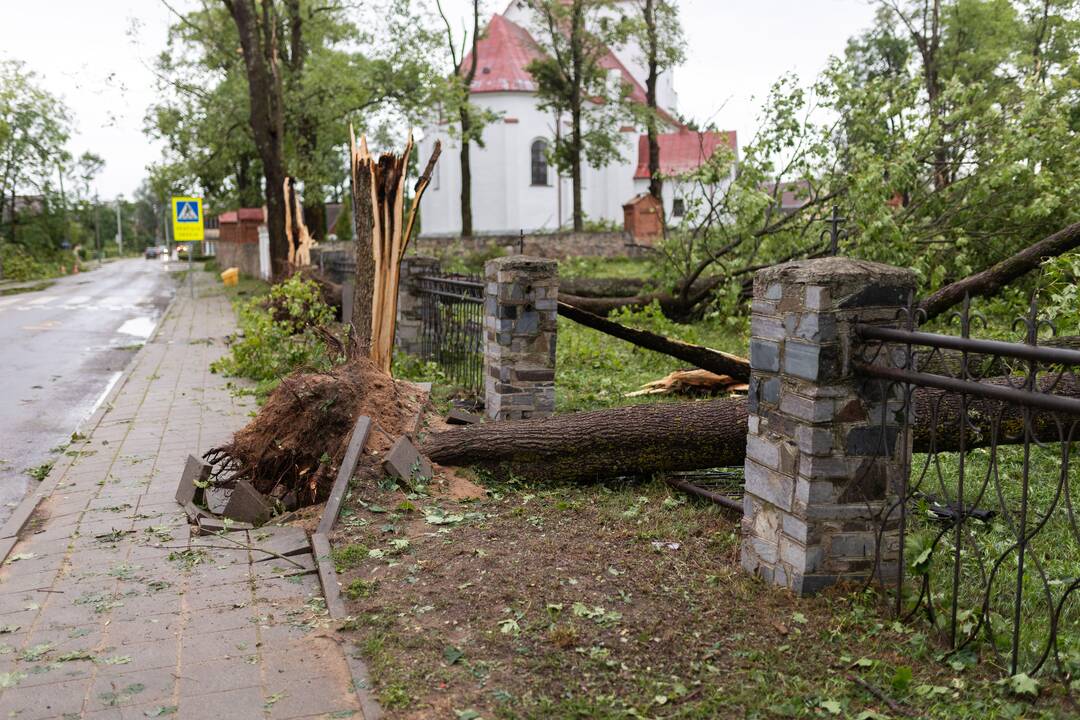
left=622, top=192, right=663, bottom=244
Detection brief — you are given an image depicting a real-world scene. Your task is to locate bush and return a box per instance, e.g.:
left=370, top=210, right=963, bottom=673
left=1, top=244, right=79, bottom=281
left=210, top=274, right=341, bottom=398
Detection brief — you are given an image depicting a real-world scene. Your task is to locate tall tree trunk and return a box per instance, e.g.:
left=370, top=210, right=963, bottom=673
left=303, top=201, right=326, bottom=241
left=570, top=2, right=585, bottom=232
left=225, top=0, right=289, bottom=278
left=459, top=108, right=473, bottom=237
left=644, top=0, right=663, bottom=204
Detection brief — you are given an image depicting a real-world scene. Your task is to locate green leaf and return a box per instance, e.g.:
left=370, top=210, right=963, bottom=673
left=443, top=645, right=464, bottom=665
left=143, top=706, right=178, bottom=718
left=820, top=699, right=842, bottom=715
left=1006, top=673, right=1039, bottom=697
left=890, top=665, right=913, bottom=692
left=454, top=711, right=481, bottom=720
left=0, top=671, right=27, bottom=688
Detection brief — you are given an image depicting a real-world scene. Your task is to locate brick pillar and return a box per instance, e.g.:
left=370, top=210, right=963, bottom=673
left=740, top=257, right=917, bottom=595
left=483, top=256, right=557, bottom=421
left=394, top=256, right=440, bottom=356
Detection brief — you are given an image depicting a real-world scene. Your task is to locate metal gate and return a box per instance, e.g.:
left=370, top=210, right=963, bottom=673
left=416, top=273, right=484, bottom=396
left=855, top=296, right=1080, bottom=677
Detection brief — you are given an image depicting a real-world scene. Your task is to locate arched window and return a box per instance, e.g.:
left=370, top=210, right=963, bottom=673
left=530, top=139, right=549, bottom=186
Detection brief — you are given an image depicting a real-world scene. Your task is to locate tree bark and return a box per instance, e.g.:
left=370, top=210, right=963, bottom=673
left=421, top=377, right=1080, bottom=483
left=919, top=220, right=1080, bottom=322
left=350, top=133, right=375, bottom=355
left=224, top=0, right=289, bottom=278
left=643, top=0, right=662, bottom=204
left=558, top=301, right=749, bottom=381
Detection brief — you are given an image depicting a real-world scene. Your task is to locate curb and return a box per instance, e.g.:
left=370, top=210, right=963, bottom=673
left=0, top=277, right=183, bottom=557
left=311, top=415, right=382, bottom=720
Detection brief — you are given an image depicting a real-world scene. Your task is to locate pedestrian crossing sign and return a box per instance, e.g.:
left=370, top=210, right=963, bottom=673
left=171, top=196, right=204, bottom=241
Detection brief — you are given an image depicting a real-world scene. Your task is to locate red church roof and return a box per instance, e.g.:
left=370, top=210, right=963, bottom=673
left=463, top=13, right=653, bottom=106
left=463, top=14, right=543, bottom=93
left=634, top=130, right=738, bottom=179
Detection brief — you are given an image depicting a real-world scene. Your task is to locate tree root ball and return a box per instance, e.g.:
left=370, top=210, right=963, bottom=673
left=204, top=357, right=427, bottom=506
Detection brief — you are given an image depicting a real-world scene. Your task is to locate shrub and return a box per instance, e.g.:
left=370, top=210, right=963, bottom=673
left=210, top=274, right=341, bottom=398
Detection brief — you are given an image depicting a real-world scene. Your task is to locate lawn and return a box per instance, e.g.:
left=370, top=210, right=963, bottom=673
left=331, top=472, right=1075, bottom=718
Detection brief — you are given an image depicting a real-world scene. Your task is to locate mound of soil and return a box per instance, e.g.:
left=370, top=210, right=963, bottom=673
left=204, top=357, right=430, bottom=506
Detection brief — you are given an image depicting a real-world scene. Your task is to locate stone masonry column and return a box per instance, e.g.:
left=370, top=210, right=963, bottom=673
left=394, top=255, right=440, bottom=356
left=740, top=257, right=917, bottom=595
left=483, top=256, right=557, bottom=421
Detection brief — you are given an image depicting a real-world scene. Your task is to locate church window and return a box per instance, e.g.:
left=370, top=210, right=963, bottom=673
left=531, top=140, right=550, bottom=186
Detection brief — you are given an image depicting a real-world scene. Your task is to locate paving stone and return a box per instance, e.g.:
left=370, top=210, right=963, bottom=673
left=175, top=454, right=210, bottom=506
left=446, top=407, right=483, bottom=425
left=383, top=436, right=433, bottom=483
left=249, top=526, right=311, bottom=563
left=222, top=481, right=271, bottom=526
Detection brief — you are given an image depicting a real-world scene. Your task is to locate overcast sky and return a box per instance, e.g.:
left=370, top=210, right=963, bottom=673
left=1, top=0, right=878, bottom=199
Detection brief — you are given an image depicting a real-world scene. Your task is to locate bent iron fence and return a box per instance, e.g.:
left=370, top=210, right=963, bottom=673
left=415, top=272, right=484, bottom=396
left=855, top=295, right=1080, bottom=678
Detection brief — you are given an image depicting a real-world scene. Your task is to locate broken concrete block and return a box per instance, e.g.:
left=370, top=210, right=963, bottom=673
left=175, top=455, right=210, bottom=506
left=250, top=526, right=311, bottom=562
left=383, top=436, right=433, bottom=484
left=183, top=501, right=211, bottom=524
left=197, top=516, right=253, bottom=534
left=205, top=486, right=233, bottom=515
left=222, top=480, right=272, bottom=526
left=446, top=408, right=482, bottom=425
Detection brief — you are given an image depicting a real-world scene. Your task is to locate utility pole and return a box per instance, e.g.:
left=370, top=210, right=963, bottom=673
left=115, top=196, right=123, bottom=254
left=94, top=194, right=102, bottom=261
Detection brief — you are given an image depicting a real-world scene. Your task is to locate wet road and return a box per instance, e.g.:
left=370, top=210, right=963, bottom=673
left=0, top=258, right=174, bottom=524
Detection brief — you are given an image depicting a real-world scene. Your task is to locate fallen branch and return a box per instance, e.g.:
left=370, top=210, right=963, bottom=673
left=557, top=301, right=750, bottom=382
left=920, top=220, right=1080, bottom=322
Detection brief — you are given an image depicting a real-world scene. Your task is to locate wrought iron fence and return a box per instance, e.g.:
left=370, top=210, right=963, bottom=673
left=854, top=295, right=1080, bottom=678
left=416, top=272, right=484, bottom=396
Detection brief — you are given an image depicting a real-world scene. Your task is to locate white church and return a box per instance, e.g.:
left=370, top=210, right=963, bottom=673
left=417, top=0, right=737, bottom=237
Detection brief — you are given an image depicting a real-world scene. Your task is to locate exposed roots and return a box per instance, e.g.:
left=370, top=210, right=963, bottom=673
left=204, top=356, right=428, bottom=507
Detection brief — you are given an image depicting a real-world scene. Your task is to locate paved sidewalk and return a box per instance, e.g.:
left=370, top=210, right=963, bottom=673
left=0, top=277, right=364, bottom=719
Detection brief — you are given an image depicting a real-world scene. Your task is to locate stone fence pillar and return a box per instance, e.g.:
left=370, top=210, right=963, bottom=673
left=483, top=256, right=558, bottom=421
left=394, top=255, right=440, bottom=356
left=740, top=257, right=916, bottom=595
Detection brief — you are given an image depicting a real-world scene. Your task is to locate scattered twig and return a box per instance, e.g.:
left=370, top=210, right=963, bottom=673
left=847, top=673, right=912, bottom=716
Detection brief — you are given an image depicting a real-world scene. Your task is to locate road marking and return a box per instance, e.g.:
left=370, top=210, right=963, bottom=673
left=26, top=296, right=55, bottom=306
left=0, top=298, right=18, bottom=309
left=88, top=371, right=123, bottom=417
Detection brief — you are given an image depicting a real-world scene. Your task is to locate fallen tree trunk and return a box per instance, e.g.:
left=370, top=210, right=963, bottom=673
left=919, top=220, right=1080, bottom=322
left=557, top=301, right=750, bottom=382
left=421, top=376, right=1080, bottom=483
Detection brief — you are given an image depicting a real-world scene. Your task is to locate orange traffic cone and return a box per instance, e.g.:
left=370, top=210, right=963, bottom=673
left=73, top=264, right=80, bottom=274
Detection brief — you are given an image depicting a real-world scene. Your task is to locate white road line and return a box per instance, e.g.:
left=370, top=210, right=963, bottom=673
left=26, top=296, right=55, bottom=306
left=0, top=297, right=18, bottom=308
left=88, top=371, right=123, bottom=417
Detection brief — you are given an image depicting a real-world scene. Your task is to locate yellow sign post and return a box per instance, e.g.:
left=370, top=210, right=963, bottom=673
left=171, top=196, right=204, bottom=242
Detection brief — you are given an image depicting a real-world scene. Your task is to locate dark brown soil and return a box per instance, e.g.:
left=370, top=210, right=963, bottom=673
left=330, top=479, right=1074, bottom=719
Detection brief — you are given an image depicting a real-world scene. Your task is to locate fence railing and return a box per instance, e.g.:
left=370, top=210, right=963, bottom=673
left=415, top=272, right=484, bottom=396
left=855, top=296, right=1080, bottom=678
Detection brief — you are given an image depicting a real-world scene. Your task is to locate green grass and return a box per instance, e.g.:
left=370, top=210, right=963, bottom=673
left=556, top=302, right=748, bottom=412
left=0, top=281, right=55, bottom=296
left=558, top=255, right=660, bottom=280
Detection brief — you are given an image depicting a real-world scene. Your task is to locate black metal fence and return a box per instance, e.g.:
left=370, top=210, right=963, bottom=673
left=416, top=272, right=485, bottom=396
left=855, top=296, right=1080, bottom=678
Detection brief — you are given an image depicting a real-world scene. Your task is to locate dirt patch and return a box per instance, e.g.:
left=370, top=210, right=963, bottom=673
left=329, top=479, right=1073, bottom=719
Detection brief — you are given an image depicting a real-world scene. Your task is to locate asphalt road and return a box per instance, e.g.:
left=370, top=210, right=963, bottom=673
left=0, top=258, right=174, bottom=524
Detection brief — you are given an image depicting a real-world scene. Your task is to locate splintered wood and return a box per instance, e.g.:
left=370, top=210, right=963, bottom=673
left=349, top=129, right=441, bottom=373
left=283, top=177, right=314, bottom=267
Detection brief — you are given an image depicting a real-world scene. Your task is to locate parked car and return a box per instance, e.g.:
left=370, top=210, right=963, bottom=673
left=144, top=246, right=161, bottom=259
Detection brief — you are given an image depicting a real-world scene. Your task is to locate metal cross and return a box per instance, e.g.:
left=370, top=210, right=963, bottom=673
left=820, top=205, right=848, bottom=256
